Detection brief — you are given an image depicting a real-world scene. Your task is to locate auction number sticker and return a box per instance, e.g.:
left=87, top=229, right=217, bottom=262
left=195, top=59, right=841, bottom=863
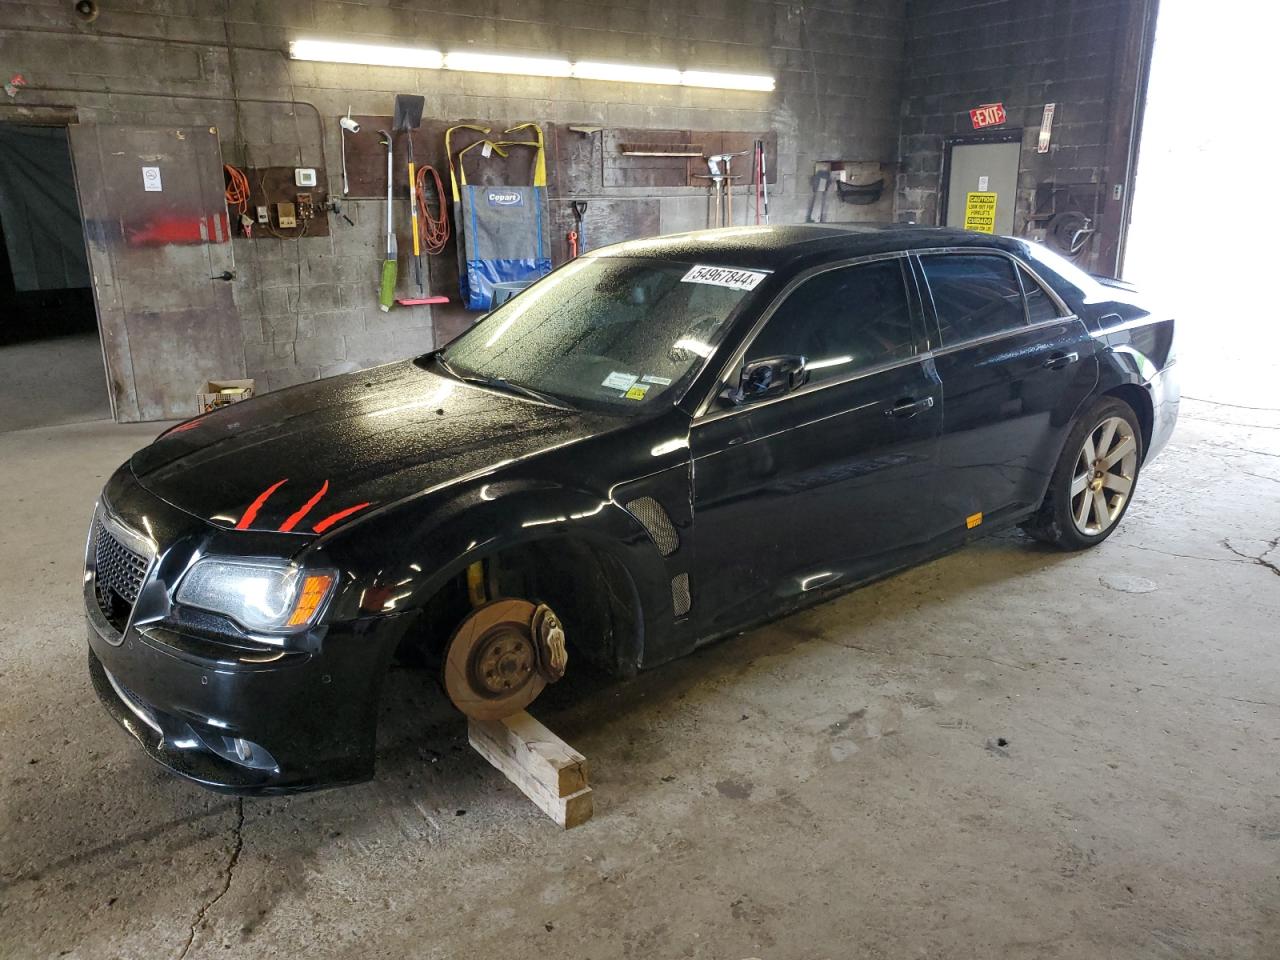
left=681, top=265, right=768, bottom=291
left=601, top=371, right=638, bottom=391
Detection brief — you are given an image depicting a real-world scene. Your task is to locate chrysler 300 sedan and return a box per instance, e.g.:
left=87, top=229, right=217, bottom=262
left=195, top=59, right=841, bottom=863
left=84, top=224, right=1178, bottom=793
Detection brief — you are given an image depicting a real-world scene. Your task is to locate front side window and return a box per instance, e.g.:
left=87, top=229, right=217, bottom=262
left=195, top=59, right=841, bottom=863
left=435, top=257, right=759, bottom=412
left=921, top=254, right=1027, bottom=345
left=744, top=259, right=915, bottom=384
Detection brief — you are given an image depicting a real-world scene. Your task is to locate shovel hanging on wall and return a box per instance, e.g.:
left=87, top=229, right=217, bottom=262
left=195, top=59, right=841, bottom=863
left=393, top=94, right=426, bottom=296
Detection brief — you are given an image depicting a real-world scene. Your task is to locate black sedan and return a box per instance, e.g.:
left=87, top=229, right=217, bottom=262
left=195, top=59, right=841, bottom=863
left=84, top=224, right=1178, bottom=793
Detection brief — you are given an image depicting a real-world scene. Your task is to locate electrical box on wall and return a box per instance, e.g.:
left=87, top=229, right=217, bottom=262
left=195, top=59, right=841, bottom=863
left=236, top=166, right=330, bottom=238
left=294, top=168, right=317, bottom=187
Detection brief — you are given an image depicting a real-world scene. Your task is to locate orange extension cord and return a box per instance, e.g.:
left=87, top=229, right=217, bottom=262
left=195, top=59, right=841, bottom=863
left=414, top=163, right=450, bottom=256
left=224, top=164, right=250, bottom=216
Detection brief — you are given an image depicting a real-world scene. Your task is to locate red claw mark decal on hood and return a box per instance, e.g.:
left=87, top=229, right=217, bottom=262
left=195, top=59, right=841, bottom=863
left=166, top=418, right=204, bottom=436
left=235, top=478, right=288, bottom=530
left=278, top=480, right=329, bottom=532
left=232, top=478, right=372, bottom=534
left=312, top=502, right=372, bottom=533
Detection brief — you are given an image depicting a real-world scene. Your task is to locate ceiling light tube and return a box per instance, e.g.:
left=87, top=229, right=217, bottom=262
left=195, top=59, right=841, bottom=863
left=572, top=61, right=682, bottom=85
left=289, top=39, right=443, bottom=70
left=444, top=51, right=572, bottom=77
left=681, top=70, right=775, bottom=92
left=287, top=39, right=774, bottom=92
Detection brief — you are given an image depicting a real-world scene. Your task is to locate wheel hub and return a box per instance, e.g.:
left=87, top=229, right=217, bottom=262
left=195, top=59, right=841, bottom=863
left=472, top=627, right=535, bottom=695
left=442, top=597, right=565, bottom=721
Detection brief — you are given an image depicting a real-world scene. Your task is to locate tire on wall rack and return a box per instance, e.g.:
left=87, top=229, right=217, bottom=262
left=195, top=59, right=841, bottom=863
left=1022, top=396, right=1145, bottom=551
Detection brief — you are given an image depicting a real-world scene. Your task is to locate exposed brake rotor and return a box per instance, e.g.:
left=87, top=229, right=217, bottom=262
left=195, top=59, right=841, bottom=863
left=443, top=598, right=566, bottom=721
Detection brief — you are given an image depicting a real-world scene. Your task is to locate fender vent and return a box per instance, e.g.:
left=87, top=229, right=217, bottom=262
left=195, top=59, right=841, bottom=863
left=625, top=496, right=679, bottom=556
left=671, top=572, right=691, bottom=618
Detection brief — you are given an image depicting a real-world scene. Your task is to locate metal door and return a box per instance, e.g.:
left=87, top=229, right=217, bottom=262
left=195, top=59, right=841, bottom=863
left=945, top=140, right=1020, bottom=236
left=69, top=125, right=242, bottom=422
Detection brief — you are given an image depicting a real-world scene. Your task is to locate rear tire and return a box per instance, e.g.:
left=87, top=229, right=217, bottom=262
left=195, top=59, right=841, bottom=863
left=1022, top=396, right=1144, bottom=551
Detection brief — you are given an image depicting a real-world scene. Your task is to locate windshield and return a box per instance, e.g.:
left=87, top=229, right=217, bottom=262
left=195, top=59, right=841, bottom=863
left=436, top=257, right=762, bottom=412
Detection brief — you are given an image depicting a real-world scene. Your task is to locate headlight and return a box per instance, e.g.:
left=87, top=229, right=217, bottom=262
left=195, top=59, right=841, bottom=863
left=176, top=559, right=336, bottom=634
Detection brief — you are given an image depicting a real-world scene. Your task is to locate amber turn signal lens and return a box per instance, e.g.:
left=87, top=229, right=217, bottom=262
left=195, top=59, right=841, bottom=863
left=287, top=573, right=336, bottom=627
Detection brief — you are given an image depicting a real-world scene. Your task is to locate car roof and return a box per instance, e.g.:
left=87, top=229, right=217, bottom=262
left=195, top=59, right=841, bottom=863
left=589, top=224, right=1022, bottom=271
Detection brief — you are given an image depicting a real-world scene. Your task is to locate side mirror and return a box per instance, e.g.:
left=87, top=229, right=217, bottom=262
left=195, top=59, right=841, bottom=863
left=721, top=355, right=808, bottom=405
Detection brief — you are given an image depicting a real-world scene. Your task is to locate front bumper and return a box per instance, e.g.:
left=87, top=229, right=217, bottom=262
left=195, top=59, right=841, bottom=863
left=87, top=598, right=412, bottom=795
left=84, top=463, right=419, bottom=794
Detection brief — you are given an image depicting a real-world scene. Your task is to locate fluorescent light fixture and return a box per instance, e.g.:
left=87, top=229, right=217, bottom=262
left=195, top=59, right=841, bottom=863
left=573, top=61, right=682, bottom=85
left=681, top=69, right=775, bottom=92
left=287, top=39, right=774, bottom=92
left=289, top=39, right=443, bottom=70
left=444, top=51, right=572, bottom=77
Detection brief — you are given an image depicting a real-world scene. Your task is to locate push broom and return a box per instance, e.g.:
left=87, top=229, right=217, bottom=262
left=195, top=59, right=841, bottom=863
left=377, top=127, right=397, bottom=312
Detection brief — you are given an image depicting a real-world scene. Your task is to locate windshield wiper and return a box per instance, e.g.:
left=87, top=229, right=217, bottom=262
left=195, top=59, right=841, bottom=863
left=481, top=376, right=571, bottom=408
left=434, top=354, right=570, bottom=409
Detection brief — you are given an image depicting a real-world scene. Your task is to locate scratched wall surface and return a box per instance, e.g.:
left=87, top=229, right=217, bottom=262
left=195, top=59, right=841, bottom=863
left=0, top=0, right=910, bottom=400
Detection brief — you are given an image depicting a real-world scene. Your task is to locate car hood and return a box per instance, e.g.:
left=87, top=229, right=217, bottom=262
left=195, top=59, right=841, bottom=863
left=130, top=359, right=618, bottom=537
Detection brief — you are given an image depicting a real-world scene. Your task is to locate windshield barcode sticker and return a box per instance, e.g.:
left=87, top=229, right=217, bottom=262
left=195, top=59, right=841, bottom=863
left=601, top=371, right=638, bottom=391
left=681, top=265, right=768, bottom=291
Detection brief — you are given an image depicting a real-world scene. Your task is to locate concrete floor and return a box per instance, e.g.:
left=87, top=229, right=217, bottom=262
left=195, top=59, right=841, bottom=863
left=0, top=333, right=111, bottom=433
left=1, top=393, right=1277, bottom=959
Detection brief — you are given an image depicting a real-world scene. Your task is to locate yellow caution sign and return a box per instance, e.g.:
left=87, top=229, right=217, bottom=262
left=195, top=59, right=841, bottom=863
left=963, top=192, right=997, bottom=234
left=965, top=511, right=983, bottom=529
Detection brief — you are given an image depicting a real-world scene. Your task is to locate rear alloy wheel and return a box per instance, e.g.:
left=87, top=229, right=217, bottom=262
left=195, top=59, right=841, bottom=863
left=1069, top=415, right=1138, bottom=537
left=1022, top=397, right=1144, bottom=550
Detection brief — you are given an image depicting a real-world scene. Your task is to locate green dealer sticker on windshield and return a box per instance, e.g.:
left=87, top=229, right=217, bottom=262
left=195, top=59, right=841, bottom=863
left=681, top=265, right=768, bottom=291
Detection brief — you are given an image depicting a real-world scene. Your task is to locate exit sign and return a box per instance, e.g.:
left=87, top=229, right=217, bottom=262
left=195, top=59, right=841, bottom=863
left=969, top=103, right=1007, bottom=129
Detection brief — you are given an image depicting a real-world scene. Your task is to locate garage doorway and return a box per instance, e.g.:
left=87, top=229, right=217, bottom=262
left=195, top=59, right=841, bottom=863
left=0, top=122, right=110, bottom=432
left=1124, top=0, right=1277, bottom=406
left=942, top=134, right=1021, bottom=236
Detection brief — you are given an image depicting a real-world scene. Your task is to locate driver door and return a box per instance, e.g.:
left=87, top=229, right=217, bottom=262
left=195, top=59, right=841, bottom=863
left=688, top=255, right=944, bottom=638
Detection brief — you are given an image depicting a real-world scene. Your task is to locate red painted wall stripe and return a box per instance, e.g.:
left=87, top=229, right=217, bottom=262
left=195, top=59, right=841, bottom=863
left=278, top=480, right=330, bottom=532
left=235, top=478, right=287, bottom=530
left=312, top=502, right=372, bottom=534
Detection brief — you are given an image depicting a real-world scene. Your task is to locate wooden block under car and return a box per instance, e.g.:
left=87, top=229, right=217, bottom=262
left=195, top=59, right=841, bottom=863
left=468, top=711, right=593, bottom=829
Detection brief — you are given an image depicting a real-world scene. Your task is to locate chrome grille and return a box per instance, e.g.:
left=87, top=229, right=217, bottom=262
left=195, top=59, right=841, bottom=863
left=625, top=496, right=680, bottom=556
left=94, top=518, right=149, bottom=607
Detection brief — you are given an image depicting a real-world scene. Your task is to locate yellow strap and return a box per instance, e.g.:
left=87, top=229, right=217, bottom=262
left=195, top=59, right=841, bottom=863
left=444, top=124, right=490, bottom=200
left=504, top=122, right=546, bottom=186
left=456, top=139, right=509, bottom=187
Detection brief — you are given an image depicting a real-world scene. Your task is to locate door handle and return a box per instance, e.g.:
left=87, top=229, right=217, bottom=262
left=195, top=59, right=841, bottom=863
left=885, top=395, right=935, bottom=418
left=1042, top=351, right=1079, bottom=370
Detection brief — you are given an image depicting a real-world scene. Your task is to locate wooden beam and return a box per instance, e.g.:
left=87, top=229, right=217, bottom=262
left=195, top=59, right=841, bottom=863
left=468, top=711, right=593, bottom=829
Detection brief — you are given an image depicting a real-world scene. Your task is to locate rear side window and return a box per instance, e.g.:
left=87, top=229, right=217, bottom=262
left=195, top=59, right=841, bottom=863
left=745, top=259, right=915, bottom=383
left=921, top=254, right=1027, bottom=345
left=1018, top=264, right=1066, bottom=322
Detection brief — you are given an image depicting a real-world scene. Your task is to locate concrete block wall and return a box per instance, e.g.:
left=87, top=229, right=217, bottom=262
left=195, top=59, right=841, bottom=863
left=895, top=0, right=1148, bottom=275
left=1, top=0, right=910, bottom=394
